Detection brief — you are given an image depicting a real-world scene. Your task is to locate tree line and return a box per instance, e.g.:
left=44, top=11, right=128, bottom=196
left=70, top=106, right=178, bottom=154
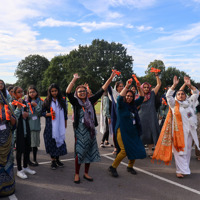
left=13, top=39, right=199, bottom=96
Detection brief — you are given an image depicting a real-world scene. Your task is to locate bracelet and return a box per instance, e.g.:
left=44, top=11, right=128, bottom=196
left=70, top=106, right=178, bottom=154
left=71, top=82, right=75, bottom=86
left=125, top=86, right=129, bottom=89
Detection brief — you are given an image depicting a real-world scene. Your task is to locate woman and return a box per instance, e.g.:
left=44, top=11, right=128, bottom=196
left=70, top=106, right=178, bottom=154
left=27, top=85, right=43, bottom=166
left=66, top=71, right=116, bottom=183
left=195, top=92, right=200, bottom=160
left=108, top=81, right=124, bottom=154
left=0, top=95, right=16, bottom=197
left=108, top=78, right=146, bottom=177
left=153, top=76, right=200, bottom=178
left=0, top=80, right=12, bottom=103
left=100, top=90, right=112, bottom=147
left=138, top=73, right=161, bottom=157
left=42, top=83, right=67, bottom=170
left=11, top=86, right=36, bottom=179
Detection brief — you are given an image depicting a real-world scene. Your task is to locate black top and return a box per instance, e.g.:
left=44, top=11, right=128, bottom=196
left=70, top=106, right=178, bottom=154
left=196, top=96, right=200, bottom=113
left=67, top=88, right=104, bottom=130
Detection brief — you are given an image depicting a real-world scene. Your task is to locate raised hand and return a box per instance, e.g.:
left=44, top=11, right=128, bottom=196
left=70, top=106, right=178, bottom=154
left=184, top=76, right=191, bottom=87
left=173, top=76, right=179, bottom=86
left=73, top=73, right=80, bottom=79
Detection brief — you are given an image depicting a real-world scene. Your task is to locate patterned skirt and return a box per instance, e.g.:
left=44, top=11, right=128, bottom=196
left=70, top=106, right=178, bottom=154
left=75, top=109, right=100, bottom=164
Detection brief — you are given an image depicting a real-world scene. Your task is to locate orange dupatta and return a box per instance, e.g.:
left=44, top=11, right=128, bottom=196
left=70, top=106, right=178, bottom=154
left=152, top=101, right=185, bottom=165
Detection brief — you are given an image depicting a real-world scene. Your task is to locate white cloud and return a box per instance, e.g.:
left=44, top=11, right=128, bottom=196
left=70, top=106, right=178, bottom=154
left=156, top=22, right=200, bottom=42
left=136, top=25, right=152, bottom=32
left=36, top=18, right=123, bottom=32
left=109, top=0, right=156, bottom=8
left=68, top=37, right=76, bottom=43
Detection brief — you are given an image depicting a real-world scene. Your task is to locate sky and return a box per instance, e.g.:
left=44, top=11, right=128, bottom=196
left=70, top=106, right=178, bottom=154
left=0, top=0, right=200, bottom=84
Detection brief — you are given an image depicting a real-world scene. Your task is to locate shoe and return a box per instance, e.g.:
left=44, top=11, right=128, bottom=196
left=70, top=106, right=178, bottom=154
left=83, top=175, right=93, bottom=182
left=100, top=143, right=105, bottom=148
left=17, top=170, right=28, bottom=179
left=112, top=150, right=118, bottom=155
left=51, top=160, right=57, bottom=170
left=29, top=161, right=38, bottom=167
left=127, top=167, right=137, bottom=175
left=176, top=173, right=184, bottom=178
left=33, top=161, right=39, bottom=166
left=104, top=142, right=112, bottom=147
left=108, top=166, right=118, bottom=177
left=74, top=175, right=80, bottom=184
left=56, top=160, right=64, bottom=167
left=28, top=161, right=35, bottom=166
left=23, top=167, right=36, bottom=175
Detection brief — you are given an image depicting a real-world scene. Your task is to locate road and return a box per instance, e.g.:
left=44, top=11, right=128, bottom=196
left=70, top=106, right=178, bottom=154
left=2, top=116, right=200, bottom=200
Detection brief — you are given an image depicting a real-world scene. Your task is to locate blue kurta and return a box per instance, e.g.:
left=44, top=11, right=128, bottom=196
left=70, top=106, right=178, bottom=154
left=115, top=95, right=146, bottom=160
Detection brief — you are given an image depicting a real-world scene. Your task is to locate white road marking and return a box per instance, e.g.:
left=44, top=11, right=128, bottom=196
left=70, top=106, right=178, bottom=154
left=103, top=154, right=200, bottom=196
left=9, top=194, right=18, bottom=200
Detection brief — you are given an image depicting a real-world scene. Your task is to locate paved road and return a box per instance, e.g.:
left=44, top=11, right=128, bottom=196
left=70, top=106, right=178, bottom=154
left=2, top=116, right=200, bottom=200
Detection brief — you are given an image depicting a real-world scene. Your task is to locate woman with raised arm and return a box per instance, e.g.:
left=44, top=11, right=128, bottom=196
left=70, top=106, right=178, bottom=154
left=138, top=73, right=161, bottom=157
left=153, top=76, right=200, bottom=178
left=108, top=78, right=146, bottom=177
left=66, top=71, right=116, bottom=184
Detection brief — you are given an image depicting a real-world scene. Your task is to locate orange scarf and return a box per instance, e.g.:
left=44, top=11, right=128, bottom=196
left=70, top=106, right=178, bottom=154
left=152, top=101, right=185, bottom=165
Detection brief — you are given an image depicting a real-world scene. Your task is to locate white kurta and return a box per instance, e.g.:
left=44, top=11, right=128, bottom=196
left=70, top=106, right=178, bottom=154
left=166, top=88, right=200, bottom=174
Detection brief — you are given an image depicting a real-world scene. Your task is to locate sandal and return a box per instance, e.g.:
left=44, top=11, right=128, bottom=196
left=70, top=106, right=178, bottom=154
left=112, top=150, right=118, bottom=155
left=176, top=173, right=184, bottom=178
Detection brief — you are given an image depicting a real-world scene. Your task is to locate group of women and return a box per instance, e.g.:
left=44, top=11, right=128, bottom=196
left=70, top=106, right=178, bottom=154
left=0, top=70, right=200, bottom=197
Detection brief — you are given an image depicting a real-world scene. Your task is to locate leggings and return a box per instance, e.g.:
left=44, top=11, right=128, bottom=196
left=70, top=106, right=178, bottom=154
left=16, top=137, right=30, bottom=171
left=75, top=155, right=90, bottom=174
left=112, top=128, right=135, bottom=168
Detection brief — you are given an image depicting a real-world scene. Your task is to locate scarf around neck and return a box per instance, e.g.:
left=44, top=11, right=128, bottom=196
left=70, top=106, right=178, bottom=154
left=152, top=101, right=185, bottom=165
left=74, top=91, right=95, bottom=138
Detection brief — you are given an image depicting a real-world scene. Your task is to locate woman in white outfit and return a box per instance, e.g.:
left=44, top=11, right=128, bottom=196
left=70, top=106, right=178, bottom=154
left=166, top=76, right=200, bottom=178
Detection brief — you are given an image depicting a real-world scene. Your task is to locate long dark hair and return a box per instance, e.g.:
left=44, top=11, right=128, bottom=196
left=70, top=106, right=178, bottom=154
left=27, top=85, right=39, bottom=102
left=124, top=90, right=135, bottom=105
left=0, top=79, right=7, bottom=98
left=45, top=83, right=65, bottom=109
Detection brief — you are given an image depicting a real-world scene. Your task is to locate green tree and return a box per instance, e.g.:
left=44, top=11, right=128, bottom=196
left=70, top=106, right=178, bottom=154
left=42, top=55, right=68, bottom=95
left=15, top=54, right=50, bottom=95
left=42, top=39, right=134, bottom=93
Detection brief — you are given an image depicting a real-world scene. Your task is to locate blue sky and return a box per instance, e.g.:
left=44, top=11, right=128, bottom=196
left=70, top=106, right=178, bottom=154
left=1, top=0, right=200, bottom=84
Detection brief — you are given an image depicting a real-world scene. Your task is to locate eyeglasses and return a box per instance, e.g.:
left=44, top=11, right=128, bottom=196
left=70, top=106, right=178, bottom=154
left=77, top=90, right=86, bottom=93
left=143, top=87, right=149, bottom=89
left=0, top=83, right=4, bottom=86
left=126, top=95, right=133, bottom=98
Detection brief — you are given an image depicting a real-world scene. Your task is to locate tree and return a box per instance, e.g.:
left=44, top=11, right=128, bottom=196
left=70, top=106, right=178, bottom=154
left=42, top=39, right=134, bottom=93
left=139, top=59, right=196, bottom=95
left=42, top=55, right=68, bottom=95
left=63, top=39, right=134, bottom=92
left=15, top=55, right=50, bottom=95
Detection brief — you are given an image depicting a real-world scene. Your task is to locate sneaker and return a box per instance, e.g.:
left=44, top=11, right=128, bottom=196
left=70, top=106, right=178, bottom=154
left=56, top=160, right=64, bottom=167
left=100, top=143, right=105, bottom=148
left=108, top=166, right=118, bottom=177
left=17, top=170, right=28, bottom=179
left=23, top=167, right=36, bottom=175
left=127, top=167, right=137, bottom=175
left=51, top=160, right=58, bottom=170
